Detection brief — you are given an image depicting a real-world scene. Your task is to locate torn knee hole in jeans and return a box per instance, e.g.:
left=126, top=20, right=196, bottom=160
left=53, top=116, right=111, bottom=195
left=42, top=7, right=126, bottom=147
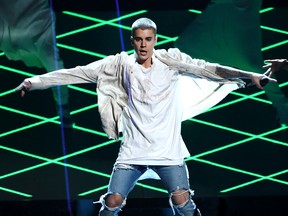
left=169, top=189, right=194, bottom=206
left=169, top=189, right=196, bottom=215
left=94, top=192, right=127, bottom=212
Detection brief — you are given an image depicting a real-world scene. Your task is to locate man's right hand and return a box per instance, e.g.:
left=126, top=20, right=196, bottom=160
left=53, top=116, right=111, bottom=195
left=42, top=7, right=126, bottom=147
left=15, top=80, right=31, bottom=97
left=263, top=59, right=288, bottom=75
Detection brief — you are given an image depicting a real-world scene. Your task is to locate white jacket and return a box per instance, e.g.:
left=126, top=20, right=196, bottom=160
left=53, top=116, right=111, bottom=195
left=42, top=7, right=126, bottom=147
left=27, top=48, right=245, bottom=139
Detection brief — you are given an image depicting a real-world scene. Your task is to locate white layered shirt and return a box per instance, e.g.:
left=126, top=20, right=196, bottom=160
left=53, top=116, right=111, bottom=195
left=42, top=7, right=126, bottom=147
left=118, top=56, right=188, bottom=165
left=27, top=48, right=245, bottom=166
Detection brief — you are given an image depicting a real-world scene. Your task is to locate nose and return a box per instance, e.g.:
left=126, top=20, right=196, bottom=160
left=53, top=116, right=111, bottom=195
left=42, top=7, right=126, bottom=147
left=141, top=40, right=146, bottom=47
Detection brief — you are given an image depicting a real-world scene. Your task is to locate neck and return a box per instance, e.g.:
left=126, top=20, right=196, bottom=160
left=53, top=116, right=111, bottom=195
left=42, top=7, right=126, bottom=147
left=138, top=57, right=153, bottom=68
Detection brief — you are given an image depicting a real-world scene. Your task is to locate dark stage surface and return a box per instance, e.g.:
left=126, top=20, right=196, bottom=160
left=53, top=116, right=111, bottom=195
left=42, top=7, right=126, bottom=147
left=0, top=1, right=287, bottom=215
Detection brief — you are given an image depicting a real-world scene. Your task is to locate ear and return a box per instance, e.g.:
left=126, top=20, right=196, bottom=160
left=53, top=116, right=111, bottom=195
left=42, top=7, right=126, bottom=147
left=130, top=36, right=134, bottom=46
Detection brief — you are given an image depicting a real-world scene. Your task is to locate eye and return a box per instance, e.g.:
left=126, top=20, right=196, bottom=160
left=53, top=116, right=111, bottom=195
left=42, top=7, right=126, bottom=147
left=133, top=38, right=141, bottom=42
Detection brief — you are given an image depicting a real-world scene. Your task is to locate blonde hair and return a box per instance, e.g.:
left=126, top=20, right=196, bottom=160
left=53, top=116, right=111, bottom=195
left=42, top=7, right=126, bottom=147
left=131, top=18, right=157, bottom=36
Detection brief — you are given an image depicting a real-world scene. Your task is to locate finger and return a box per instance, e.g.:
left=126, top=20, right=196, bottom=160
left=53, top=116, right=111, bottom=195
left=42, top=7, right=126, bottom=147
left=21, top=90, right=26, bottom=97
left=264, top=59, right=277, bottom=63
left=268, top=78, right=277, bottom=83
left=263, top=68, right=271, bottom=75
left=14, top=85, right=22, bottom=93
left=262, top=64, right=271, bottom=68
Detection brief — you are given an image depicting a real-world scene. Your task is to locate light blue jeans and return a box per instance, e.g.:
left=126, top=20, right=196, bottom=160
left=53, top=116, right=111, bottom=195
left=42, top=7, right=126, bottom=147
left=97, top=162, right=201, bottom=216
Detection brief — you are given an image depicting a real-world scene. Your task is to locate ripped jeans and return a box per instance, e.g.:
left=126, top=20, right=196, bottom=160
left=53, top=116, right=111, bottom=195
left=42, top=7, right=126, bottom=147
left=97, top=162, right=201, bottom=216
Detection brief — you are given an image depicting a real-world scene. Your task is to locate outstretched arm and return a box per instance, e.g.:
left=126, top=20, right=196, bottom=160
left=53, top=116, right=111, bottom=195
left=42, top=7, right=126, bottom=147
left=215, top=65, right=277, bottom=89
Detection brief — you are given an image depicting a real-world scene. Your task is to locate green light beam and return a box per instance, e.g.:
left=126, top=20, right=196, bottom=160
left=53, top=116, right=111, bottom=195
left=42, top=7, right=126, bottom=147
left=221, top=169, right=288, bottom=193
left=203, top=89, right=266, bottom=113
left=79, top=181, right=168, bottom=197
left=0, top=64, right=35, bottom=77
left=189, top=7, right=274, bottom=15
left=185, top=123, right=288, bottom=160
left=0, top=89, right=16, bottom=97
left=184, top=125, right=288, bottom=190
left=0, top=141, right=167, bottom=197
left=0, top=186, right=32, bottom=198
left=78, top=185, right=108, bottom=196
left=57, top=43, right=107, bottom=58
left=190, top=158, right=288, bottom=185
left=0, top=139, right=118, bottom=180
left=188, top=9, right=202, bottom=14
left=261, top=26, right=288, bottom=35
left=0, top=104, right=106, bottom=138
left=200, top=80, right=288, bottom=114
left=262, top=39, right=288, bottom=52
left=259, top=7, right=274, bottom=13
left=60, top=10, right=173, bottom=42
left=230, top=91, right=272, bottom=104
left=58, top=10, right=148, bottom=39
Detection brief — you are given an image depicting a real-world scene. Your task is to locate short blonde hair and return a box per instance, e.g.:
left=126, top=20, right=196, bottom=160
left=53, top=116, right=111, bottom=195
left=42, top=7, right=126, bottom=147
left=131, top=17, right=157, bottom=36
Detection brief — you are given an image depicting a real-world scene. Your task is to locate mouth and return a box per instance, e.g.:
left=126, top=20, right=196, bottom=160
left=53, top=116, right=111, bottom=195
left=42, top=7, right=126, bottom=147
left=139, top=50, right=147, bottom=56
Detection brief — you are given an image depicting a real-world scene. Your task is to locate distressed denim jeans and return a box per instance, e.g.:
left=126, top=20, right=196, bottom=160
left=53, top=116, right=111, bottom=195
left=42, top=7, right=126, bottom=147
left=98, top=162, right=200, bottom=216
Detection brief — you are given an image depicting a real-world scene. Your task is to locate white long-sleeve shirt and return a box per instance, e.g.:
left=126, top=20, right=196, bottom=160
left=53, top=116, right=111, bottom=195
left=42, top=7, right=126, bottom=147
left=27, top=48, right=243, bottom=147
left=118, top=56, right=188, bottom=165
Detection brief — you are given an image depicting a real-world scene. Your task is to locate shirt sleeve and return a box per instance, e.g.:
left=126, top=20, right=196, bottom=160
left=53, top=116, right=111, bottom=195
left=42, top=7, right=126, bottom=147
left=27, top=56, right=112, bottom=91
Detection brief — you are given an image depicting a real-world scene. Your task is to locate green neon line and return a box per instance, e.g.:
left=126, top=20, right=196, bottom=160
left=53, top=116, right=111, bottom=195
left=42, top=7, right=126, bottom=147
left=188, top=9, right=202, bottom=14
left=0, top=139, right=118, bottom=180
left=58, top=10, right=147, bottom=39
left=230, top=91, right=272, bottom=104
left=79, top=182, right=167, bottom=197
left=0, top=104, right=57, bottom=120
left=280, top=81, right=288, bottom=88
left=0, top=119, right=58, bottom=138
left=78, top=185, right=108, bottom=196
left=186, top=137, right=256, bottom=161
left=0, top=140, right=167, bottom=197
left=188, top=117, right=288, bottom=146
left=70, top=103, right=98, bottom=115
left=259, top=7, right=274, bottom=13
left=185, top=125, right=287, bottom=160
left=204, top=81, right=287, bottom=113
left=0, top=64, right=35, bottom=77
left=262, top=39, right=288, bottom=52
left=57, top=43, right=107, bottom=58
left=63, top=10, right=147, bottom=25
left=68, top=85, right=97, bottom=95
left=0, top=186, right=32, bottom=197
left=156, top=37, right=179, bottom=46
left=261, top=25, right=288, bottom=35
left=61, top=10, right=177, bottom=44
left=73, top=125, right=107, bottom=137
left=58, top=36, right=177, bottom=58
left=0, top=104, right=106, bottom=138
left=221, top=169, right=288, bottom=193
left=0, top=89, right=16, bottom=97
left=0, top=52, right=5, bottom=56
left=203, top=90, right=265, bottom=113
left=253, top=126, right=288, bottom=146
left=188, top=118, right=255, bottom=136
left=188, top=7, right=274, bottom=15
left=191, top=158, right=288, bottom=185
left=57, top=23, right=103, bottom=38
left=136, top=182, right=167, bottom=193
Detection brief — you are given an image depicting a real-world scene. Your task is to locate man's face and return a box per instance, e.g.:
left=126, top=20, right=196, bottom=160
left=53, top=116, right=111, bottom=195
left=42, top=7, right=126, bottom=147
left=131, top=28, right=157, bottom=67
